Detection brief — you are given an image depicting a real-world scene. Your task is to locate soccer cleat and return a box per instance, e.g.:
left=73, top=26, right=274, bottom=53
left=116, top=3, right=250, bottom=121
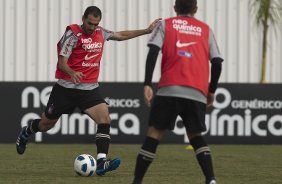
left=208, top=179, right=217, bottom=184
left=96, top=158, right=121, bottom=176
left=16, top=126, right=29, bottom=155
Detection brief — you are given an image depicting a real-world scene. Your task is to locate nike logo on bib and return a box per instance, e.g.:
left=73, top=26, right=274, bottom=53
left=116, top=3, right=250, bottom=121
left=85, top=54, right=99, bottom=60
left=176, top=40, right=197, bottom=48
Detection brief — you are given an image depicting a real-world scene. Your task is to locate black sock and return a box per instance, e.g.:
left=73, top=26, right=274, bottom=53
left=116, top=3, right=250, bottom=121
left=25, top=119, right=41, bottom=136
left=133, top=136, right=159, bottom=183
left=95, top=124, right=110, bottom=155
left=190, top=136, right=215, bottom=183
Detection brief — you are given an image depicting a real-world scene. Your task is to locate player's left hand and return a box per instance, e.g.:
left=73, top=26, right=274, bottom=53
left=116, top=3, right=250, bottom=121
left=146, top=18, right=162, bottom=33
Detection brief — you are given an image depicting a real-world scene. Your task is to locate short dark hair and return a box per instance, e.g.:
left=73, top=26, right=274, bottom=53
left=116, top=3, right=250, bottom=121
left=83, top=6, right=102, bottom=19
left=175, top=0, right=197, bottom=14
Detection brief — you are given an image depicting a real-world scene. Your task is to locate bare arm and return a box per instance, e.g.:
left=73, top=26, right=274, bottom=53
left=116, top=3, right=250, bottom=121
left=58, top=55, right=85, bottom=84
left=111, top=18, right=161, bottom=41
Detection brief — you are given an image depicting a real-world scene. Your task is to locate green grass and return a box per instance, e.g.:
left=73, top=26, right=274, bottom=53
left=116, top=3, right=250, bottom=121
left=0, top=144, right=282, bottom=184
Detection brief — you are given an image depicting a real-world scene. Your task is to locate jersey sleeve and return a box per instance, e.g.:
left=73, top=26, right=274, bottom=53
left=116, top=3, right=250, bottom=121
left=209, top=28, right=223, bottom=60
left=101, top=28, right=115, bottom=41
left=147, top=20, right=165, bottom=48
left=59, top=29, right=78, bottom=58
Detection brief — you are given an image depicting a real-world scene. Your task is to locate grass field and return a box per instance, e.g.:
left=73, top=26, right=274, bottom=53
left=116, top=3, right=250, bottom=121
left=0, top=144, right=281, bottom=184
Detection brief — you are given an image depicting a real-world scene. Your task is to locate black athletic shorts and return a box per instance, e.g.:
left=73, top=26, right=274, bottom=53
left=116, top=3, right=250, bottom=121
left=149, top=96, right=207, bottom=133
left=44, top=83, right=106, bottom=120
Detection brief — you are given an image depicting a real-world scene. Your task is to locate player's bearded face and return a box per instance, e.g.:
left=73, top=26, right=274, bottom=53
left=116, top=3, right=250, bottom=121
left=82, top=15, right=101, bottom=35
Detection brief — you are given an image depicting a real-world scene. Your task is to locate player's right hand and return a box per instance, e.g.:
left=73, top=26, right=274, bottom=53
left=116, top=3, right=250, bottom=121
left=70, top=72, right=85, bottom=84
left=144, top=85, right=154, bottom=107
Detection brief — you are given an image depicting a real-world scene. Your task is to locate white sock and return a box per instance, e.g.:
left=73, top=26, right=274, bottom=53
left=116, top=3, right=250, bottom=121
left=97, top=153, right=106, bottom=160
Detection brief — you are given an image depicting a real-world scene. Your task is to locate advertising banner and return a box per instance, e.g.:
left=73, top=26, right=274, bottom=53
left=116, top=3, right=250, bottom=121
left=0, top=82, right=281, bottom=144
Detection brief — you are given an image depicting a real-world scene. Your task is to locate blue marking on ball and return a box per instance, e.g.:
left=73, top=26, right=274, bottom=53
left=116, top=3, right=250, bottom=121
left=81, top=163, right=87, bottom=172
left=77, top=156, right=85, bottom=161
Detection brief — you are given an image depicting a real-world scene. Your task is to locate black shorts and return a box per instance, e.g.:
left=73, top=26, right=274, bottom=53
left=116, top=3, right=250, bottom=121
left=44, top=83, right=106, bottom=120
left=149, top=96, right=206, bottom=133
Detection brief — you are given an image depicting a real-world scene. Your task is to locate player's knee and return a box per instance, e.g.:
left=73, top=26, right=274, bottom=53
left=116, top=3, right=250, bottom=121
left=97, top=115, right=111, bottom=124
left=147, top=126, right=165, bottom=140
left=106, top=116, right=111, bottom=123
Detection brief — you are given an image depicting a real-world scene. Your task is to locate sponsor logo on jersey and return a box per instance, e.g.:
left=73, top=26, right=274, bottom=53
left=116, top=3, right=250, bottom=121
left=82, top=42, right=103, bottom=51
left=82, top=61, right=99, bottom=67
left=81, top=38, right=92, bottom=44
left=172, top=19, right=202, bottom=36
left=84, top=54, right=99, bottom=61
left=176, top=40, right=197, bottom=48
left=81, top=38, right=103, bottom=52
left=178, top=50, right=192, bottom=58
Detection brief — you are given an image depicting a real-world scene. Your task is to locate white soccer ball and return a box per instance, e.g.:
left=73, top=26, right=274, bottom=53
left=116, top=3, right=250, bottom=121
left=74, top=154, right=97, bottom=176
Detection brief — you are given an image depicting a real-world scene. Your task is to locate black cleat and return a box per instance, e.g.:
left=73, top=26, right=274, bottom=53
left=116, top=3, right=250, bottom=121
left=16, top=126, right=29, bottom=154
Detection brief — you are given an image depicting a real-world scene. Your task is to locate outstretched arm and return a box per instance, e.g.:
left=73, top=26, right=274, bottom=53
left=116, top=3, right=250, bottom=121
left=110, top=18, right=161, bottom=41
